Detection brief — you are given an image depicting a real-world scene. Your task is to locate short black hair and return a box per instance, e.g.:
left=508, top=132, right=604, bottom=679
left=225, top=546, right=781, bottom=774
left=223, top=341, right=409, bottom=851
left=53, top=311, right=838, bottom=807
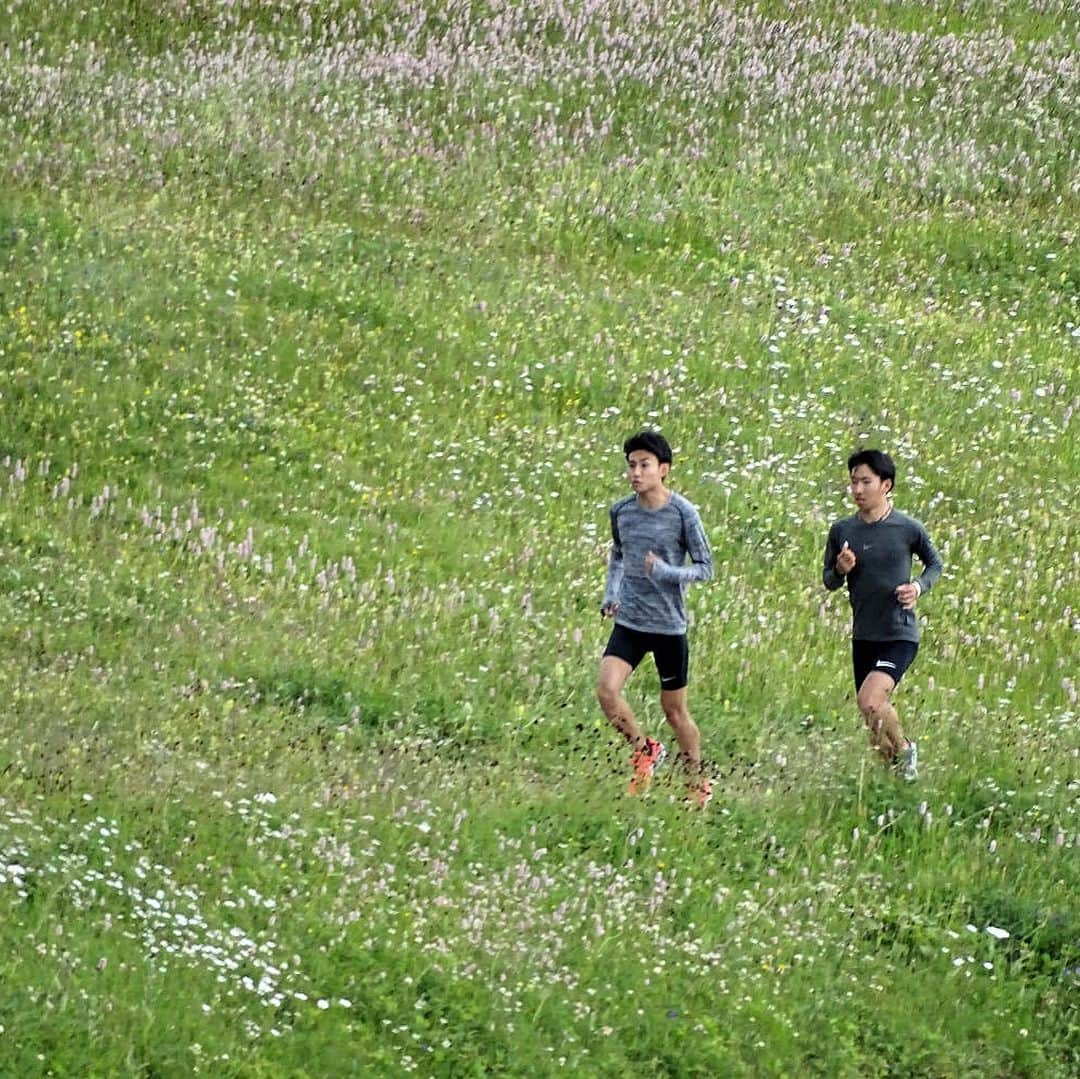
left=624, top=430, right=673, bottom=464
left=847, top=448, right=896, bottom=488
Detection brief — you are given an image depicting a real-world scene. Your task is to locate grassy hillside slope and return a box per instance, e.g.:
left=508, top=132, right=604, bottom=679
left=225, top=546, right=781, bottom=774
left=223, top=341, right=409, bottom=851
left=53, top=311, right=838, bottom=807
left=1, top=1, right=1077, bottom=1074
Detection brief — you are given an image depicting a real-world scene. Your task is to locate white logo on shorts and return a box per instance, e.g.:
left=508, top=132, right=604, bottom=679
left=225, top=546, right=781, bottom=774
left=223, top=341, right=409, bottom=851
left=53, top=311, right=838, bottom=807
left=875, top=660, right=897, bottom=669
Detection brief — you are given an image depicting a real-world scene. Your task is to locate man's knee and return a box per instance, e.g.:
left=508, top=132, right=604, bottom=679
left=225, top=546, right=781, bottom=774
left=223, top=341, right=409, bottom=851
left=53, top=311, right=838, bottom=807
left=858, top=687, right=887, bottom=719
left=662, top=703, right=692, bottom=729
left=660, top=685, right=688, bottom=721
left=597, top=681, right=619, bottom=712
left=858, top=672, right=896, bottom=717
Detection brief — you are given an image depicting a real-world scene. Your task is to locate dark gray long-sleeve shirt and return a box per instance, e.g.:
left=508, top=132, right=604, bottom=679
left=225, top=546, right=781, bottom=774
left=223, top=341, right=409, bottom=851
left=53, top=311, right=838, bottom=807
left=822, top=509, right=943, bottom=642
left=603, top=492, right=713, bottom=635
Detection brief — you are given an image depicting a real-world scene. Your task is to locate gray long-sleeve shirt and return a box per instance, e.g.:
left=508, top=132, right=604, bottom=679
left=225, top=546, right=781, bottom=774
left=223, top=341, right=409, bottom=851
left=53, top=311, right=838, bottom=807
left=602, top=492, right=713, bottom=635
left=822, top=509, right=943, bottom=642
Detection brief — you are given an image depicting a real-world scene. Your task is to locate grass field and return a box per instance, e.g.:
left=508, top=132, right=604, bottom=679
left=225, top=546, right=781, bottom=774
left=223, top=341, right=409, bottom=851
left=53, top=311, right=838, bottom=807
left=1, top=1, right=1078, bottom=1075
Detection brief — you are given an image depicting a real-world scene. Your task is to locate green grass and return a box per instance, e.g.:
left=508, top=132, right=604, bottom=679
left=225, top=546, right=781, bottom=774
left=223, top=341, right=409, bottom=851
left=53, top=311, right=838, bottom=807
left=1, top=0, right=1078, bottom=1075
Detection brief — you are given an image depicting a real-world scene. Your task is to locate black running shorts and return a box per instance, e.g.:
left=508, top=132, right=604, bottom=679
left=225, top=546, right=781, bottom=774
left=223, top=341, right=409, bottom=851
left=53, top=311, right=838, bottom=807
left=852, top=639, right=919, bottom=693
left=604, top=623, right=689, bottom=691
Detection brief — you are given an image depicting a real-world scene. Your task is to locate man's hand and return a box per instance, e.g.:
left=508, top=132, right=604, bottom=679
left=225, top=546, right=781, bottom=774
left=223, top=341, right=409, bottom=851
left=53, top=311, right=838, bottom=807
left=835, top=540, right=856, bottom=575
left=644, top=550, right=662, bottom=575
left=601, top=601, right=619, bottom=618
left=895, top=581, right=921, bottom=610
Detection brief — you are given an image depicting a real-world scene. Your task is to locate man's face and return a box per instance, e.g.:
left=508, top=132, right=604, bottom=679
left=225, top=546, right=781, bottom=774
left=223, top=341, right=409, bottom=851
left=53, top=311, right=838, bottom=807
left=849, top=464, right=891, bottom=510
left=627, top=450, right=669, bottom=492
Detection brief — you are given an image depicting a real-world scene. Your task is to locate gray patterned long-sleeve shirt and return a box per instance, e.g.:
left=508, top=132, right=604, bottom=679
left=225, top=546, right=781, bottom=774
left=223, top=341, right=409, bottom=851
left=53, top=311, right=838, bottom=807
left=602, top=492, right=713, bottom=635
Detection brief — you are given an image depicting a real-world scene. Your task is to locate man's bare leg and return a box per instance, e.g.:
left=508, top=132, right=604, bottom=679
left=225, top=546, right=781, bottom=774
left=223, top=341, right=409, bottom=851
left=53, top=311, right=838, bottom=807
left=857, top=671, right=907, bottom=763
left=660, top=687, right=702, bottom=775
left=597, top=655, right=646, bottom=749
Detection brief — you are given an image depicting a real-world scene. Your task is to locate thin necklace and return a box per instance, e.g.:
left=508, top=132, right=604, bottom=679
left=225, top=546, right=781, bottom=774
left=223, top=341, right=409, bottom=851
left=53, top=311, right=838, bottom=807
left=860, top=502, right=892, bottom=524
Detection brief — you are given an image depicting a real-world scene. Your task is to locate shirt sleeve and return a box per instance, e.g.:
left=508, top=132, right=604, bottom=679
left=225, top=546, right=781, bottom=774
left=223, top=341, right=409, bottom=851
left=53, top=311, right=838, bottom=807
left=912, top=522, right=943, bottom=594
left=648, top=502, right=713, bottom=585
left=601, top=505, right=624, bottom=609
left=822, top=523, right=845, bottom=591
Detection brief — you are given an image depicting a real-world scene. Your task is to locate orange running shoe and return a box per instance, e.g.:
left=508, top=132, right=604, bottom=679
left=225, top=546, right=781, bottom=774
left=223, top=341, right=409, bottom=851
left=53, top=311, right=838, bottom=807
left=688, top=776, right=713, bottom=810
left=628, top=738, right=667, bottom=795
